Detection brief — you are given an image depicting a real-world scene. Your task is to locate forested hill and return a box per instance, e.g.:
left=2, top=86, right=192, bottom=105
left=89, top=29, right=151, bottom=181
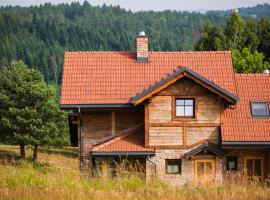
left=0, top=2, right=269, bottom=83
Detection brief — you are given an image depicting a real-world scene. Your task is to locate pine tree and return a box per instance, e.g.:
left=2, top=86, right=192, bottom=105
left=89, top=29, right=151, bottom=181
left=0, top=61, right=69, bottom=161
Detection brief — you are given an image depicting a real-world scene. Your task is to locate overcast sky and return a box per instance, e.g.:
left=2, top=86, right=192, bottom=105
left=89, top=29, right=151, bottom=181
left=1, top=0, right=269, bottom=11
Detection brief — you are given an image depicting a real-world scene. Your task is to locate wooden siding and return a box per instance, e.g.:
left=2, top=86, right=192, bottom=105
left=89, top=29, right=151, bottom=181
left=148, top=77, right=222, bottom=147
left=186, top=127, right=219, bottom=145
left=115, top=110, right=144, bottom=134
left=81, top=110, right=144, bottom=139
left=82, top=111, right=112, bottom=139
left=149, top=127, right=183, bottom=146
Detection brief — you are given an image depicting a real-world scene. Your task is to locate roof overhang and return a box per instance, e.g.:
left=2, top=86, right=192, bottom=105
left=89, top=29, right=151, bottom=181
left=185, top=143, right=226, bottom=159
left=131, top=66, right=239, bottom=106
left=90, top=152, right=155, bottom=157
left=60, top=104, right=143, bottom=110
left=222, top=141, right=270, bottom=148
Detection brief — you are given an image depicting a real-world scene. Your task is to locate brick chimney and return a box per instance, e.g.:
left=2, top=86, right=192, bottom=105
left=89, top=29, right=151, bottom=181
left=136, top=31, right=148, bottom=63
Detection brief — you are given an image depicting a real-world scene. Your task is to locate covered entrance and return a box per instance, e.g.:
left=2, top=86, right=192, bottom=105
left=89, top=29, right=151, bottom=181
left=185, top=142, right=226, bottom=183
left=90, top=125, right=154, bottom=178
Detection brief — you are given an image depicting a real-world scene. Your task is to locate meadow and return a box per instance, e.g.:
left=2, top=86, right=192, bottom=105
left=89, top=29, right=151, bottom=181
left=0, top=145, right=269, bottom=200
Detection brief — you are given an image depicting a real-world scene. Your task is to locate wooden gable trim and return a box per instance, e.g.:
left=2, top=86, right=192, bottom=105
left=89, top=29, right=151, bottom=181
left=184, top=73, right=235, bottom=104
left=134, top=73, right=185, bottom=105
left=131, top=67, right=238, bottom=106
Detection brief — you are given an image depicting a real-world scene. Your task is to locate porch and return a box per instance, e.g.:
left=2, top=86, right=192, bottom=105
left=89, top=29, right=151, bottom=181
left=89, top=125, right=154, bottom=178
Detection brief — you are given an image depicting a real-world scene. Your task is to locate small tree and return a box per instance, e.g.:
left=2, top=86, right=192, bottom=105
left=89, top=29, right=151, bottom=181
left=0, top=61, right=69, bottom=161
left=232, top=48, right=270, bottom=73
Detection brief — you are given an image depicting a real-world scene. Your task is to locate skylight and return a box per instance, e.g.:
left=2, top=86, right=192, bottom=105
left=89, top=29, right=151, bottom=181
left=250, top=102, right=269, bottom=116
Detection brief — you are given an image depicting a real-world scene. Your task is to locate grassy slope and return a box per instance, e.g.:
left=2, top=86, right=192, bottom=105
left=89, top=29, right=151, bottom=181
left=0, top=145, right=270, bottom=200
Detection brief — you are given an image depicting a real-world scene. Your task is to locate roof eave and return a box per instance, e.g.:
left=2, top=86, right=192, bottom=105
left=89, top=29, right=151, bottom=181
left=222, top=141, right=270, bottom=148
left=60, top=104, right=141, bottom=110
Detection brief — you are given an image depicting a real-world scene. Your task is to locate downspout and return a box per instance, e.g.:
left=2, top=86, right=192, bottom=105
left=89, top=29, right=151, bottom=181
left=146, top=155, right=156, bottom=177
left=78, top=107, right=83, bottom=169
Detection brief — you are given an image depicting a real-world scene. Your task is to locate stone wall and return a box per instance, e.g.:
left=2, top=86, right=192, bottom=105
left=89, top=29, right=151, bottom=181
left=146, top=148, right=223, bottom=185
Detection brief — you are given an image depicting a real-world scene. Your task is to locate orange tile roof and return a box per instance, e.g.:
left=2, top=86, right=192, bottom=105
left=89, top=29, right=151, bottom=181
left=60, top=51, right=237, bottom=105
left=91, top=125, right=153, bottom=153
left=222, top=74, right=270, bottom=142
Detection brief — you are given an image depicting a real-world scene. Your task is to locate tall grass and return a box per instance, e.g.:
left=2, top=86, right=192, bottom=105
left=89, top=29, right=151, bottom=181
left=0, top=145, right=270, bottom=200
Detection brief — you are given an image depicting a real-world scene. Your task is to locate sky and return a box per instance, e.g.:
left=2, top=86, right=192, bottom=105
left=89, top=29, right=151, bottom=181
left=0, top=0, right=269, bottom=12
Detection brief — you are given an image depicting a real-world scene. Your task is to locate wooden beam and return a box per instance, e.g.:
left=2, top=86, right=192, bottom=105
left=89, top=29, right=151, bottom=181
left=149, top=139, right=210, bottom=149
left=183, top=123, right=187, bottom=146
left=145, top=104, right=150, bottom=147
left=220, top=103, right=224, bottom=124
left=112, top=111, right=116, bottom=135
left=102, top=158, right=107, bottom=179
left=150, top=123, right=220, bottom=127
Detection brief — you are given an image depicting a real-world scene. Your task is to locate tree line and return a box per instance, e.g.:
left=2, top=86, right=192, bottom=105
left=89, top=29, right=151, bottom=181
left=0, top=2, right=269, bottom=83
left=196, top=12, right=270, bottom=73
left=0, top=3, right=270, bottom=161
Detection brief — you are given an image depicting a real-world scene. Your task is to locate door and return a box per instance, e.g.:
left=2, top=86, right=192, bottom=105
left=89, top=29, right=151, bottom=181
left=195, top=159, right=215, bottom=183
left=244, top=157, right=263, bottom=179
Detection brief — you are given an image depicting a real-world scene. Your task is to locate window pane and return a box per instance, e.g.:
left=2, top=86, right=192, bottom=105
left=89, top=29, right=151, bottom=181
left=205, top=162, right=214, bottom=175
left=167, top=165, right=179, bottom=173
left=176, top=99, right=185, bottom=106
left=197, top=162, right=204, bottom=178
left=254, top=159, right=262, bottom=176
left=176, top=106, right=184, bottom=116
left=185, top=99, right=194, bottom=106
left=251, top=102, right=268, bottom=116
left=227, top=156, right=237, bottom=170
left=246, top=159, right=254, bottom=177
left=166, top=160, right=181, bottom=174
left=94, top=158, right=103, bottom=176
left=185, top=106, right=194, bottom=117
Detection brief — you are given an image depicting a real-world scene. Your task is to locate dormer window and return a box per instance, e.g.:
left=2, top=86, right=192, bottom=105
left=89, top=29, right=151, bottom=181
left=250, top=101, right=269, bottom=116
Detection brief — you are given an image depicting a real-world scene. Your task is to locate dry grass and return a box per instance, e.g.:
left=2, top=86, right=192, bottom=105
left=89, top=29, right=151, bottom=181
left=0, top=145, right=270, bottom=200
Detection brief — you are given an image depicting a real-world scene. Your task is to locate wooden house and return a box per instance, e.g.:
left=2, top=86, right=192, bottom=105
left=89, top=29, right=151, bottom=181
left=60, top=32, right=270, bottom=184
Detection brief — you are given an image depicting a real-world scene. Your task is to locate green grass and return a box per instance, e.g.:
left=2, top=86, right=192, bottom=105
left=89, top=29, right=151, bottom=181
left=0, top=145, right=270, bottom=200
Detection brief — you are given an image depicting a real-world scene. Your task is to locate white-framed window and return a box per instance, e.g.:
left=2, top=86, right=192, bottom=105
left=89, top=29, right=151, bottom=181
left=175, top=98, right=195, bottom=117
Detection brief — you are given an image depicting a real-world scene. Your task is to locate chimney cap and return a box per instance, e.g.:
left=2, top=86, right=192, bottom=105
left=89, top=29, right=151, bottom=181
left=138, top=31, right=146, bottom=36
left=263, top=69, right=270, bottom=74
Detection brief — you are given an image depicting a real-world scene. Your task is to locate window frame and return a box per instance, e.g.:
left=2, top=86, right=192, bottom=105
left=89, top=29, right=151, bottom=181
left=226, top=156, right=238, bottom=171
left=250, top=101, right=270, bottom=117
left=172, top=96, right=197, bottom=121
left=165, top=159, right=182, bottom=174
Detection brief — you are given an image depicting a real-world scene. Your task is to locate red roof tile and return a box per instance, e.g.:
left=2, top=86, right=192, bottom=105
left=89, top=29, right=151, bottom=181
left=60, top=51, right=237, bottom=105
left=91, top=125, right=153, bottom=153
left=222, top=74, right=270, bottom=142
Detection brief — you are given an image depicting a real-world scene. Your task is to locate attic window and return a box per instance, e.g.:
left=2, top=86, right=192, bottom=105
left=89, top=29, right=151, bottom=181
left=175, top=98, right=195, bottom=117
left=250, top=101, right=269, bottom=116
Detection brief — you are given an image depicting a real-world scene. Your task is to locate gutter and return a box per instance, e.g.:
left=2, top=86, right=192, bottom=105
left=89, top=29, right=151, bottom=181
left=146, top=155, right=157, bottom=177
left=78, top=107, right=83, bottom=169
left=222, top=141, right=270, bottom=148
left=60, top=104, right=144, bottom=110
